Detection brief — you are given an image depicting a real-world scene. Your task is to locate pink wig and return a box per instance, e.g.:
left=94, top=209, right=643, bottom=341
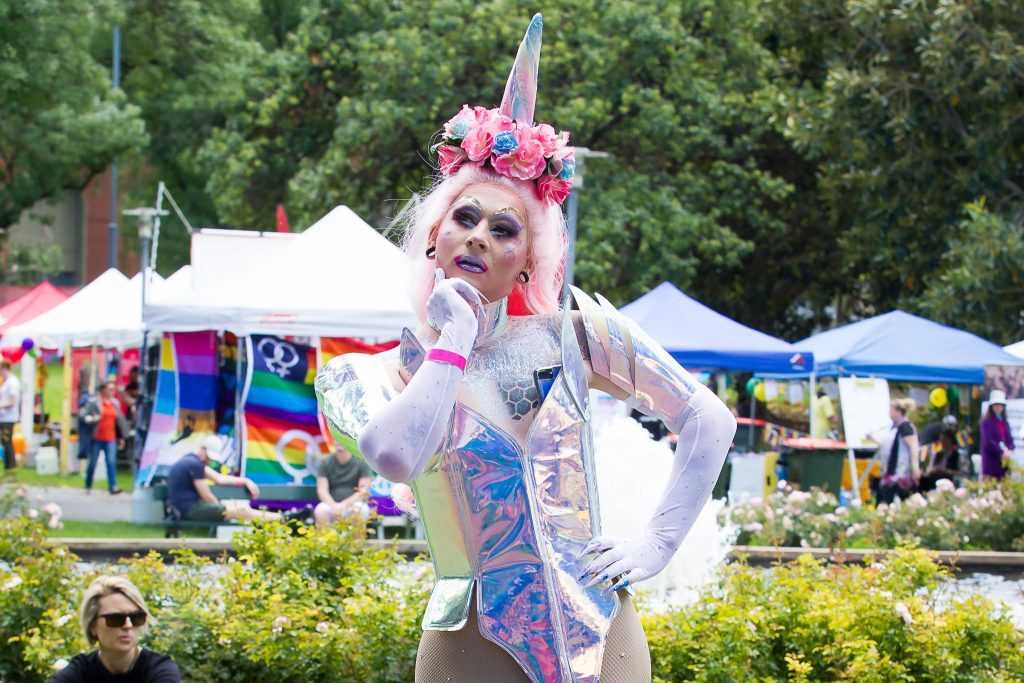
left=396, top=165, right=568, bottom=322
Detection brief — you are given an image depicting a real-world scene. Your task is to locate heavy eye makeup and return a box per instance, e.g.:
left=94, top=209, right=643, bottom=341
left=451, top=204, right=522, bottom=239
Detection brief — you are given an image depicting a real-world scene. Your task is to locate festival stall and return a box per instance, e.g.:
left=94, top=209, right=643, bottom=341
left=795, top=310, right=1022, bottom=384
left=620, top=282, right=813, bottom=374
left=0, top=282, right=70, bottom=342
left=620, top=282, right=817, bottom=500
left=138, top=205, right=416, bottom=490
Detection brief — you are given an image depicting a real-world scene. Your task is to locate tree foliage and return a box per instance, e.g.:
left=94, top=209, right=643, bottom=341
left=0, top=0, right=147, bottom=230
left=3, top=0, right=1022, bottom=342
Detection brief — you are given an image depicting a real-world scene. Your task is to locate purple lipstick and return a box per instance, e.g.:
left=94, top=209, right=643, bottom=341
left=455, top=255, right=487, bottom=274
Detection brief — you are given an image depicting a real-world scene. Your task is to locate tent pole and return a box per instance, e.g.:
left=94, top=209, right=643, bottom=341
left=748, top=384, right=756, bottom=452
left=809, top=371, right=817, bottom=438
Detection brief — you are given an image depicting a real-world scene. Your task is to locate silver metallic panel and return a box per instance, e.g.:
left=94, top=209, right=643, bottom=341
left=314, top=352, right=396, bottom=459
left=625, top=319, right=700, bottom=433
left=452, top=405, right=564, bottom=682
left=560, top=300, right=589, bottom=418
left=569, top=286, right=609, bottom=379
left=527, top=372, right=618, bottom=683
left=399, top=327, right=425, bottom=375
left=594, top=293, right=635, bottom=394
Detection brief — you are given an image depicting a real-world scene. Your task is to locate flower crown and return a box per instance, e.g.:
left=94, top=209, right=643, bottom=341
left=431, top=105, right=576, bottom=205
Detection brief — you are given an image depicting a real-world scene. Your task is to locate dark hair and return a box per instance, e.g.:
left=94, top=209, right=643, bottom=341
left=126, top=381, right=140, bottom=392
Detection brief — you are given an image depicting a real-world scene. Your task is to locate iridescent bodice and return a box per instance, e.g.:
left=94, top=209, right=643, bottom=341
left=316, top=290, right=700, bottom=683
left=317, top=306, right=616, bottom=683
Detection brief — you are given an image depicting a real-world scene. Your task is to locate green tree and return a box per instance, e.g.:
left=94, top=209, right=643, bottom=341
left=920, top=200, right=1024, bottom=345
left=197, top=0, right=808, bottom=334
left=776, top=0, right=1024, bottom=324
left=113, top=0, right=267, bottom=273
left=0, top=0, right=146, bottom=231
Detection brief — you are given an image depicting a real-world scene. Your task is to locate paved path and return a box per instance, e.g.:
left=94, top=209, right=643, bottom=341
left=22, top=485, right=133, bottom=522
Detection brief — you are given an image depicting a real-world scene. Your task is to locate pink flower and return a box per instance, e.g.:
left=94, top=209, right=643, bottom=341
left=535, top=175, right=572, bottom=204
left=548, top=146, right=576, bottom=178
left=436, top=145, right=466, bottom=176
left=460, top=114, right=513, bottom=161
left=532, top=123, right=568, bottom=155
left=493, top=136, right=547, bottom=180
left=443, top=105, right=475, bottom=139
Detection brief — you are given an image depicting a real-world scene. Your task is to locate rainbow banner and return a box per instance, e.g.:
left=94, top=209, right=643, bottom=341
left=137, top=331, right=219, bottom=484
left=241, top=335, right=328, bottom=484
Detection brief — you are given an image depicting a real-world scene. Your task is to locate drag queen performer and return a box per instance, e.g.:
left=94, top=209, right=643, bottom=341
left=316, top=15, right=735, bottom=683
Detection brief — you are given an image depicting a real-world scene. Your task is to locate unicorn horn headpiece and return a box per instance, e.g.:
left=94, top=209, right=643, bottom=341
left=431, top=13, right=576, bottom=205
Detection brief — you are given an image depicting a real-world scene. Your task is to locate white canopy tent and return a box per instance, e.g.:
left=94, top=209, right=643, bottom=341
left=7, top=268, right=183, bottom=349
left=1006, top=341, right=1024, bottom=360
left=144, top=205, right=417, bottom=337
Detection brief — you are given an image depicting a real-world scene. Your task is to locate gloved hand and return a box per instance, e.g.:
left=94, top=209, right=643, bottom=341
left=578, top=384, right=736, bottom=593
left=357, top=270, right=485, bottom=483
left=426, top=268, right=482, bottom=357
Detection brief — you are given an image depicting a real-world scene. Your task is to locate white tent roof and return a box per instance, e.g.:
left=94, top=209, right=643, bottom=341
left=8, top=268, right=172, bottom=348
left=1006, top=341, right=1024, bottom=360
left=144, top=206, right=416, bottom=338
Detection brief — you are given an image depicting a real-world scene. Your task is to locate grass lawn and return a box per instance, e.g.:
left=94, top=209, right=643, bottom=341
left=51, top=519, right=209, bottom=539
left=3, top=465, right=135, bottom=492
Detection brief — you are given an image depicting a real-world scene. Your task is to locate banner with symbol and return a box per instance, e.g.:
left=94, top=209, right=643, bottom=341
left=240, top=335, right=329, bottom=484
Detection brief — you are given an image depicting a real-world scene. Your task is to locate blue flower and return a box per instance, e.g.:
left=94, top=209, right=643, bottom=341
left=449, top=117, right=472, bottom=139
left=492, top=131, right=519, bottom=155
left=558, top=159, right=576, bottom=181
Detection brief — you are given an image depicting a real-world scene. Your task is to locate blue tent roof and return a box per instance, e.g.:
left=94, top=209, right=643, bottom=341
left=620, top=282, right=813, bottom=373
left=796, top=310, right=1023, bottom=384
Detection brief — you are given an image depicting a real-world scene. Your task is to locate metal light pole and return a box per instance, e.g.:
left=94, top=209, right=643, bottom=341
left=123, top=207, right=167, bottom=470
left=562, top=147, right=609, bottom=299
left=108, top=26, right=122, bottom=269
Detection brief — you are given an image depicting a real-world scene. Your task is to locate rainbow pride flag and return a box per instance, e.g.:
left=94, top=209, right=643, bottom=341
left=137, top=331, right=218, bottom=484
left=241, top=335, right=328, bottom=484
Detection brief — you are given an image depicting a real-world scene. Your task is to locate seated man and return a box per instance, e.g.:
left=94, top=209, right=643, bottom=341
left=167, top=435, right=288, bottom=524
left=313, top=446, right=372, bottom=528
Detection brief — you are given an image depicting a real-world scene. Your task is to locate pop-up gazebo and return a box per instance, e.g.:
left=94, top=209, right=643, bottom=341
left=621, top=282, right=813, bottom=374
left=796, top=310, right=1022, bottom=384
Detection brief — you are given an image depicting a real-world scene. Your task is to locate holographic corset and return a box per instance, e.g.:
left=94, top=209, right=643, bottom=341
left=316, top=292, right=698, bottom=683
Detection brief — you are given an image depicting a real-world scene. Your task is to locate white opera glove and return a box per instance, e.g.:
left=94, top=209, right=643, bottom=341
left=356, top=270, right=482, bottom=483
left=426, top=268, right=482, bottom=357
left=578, top=384, right=736, bottom=593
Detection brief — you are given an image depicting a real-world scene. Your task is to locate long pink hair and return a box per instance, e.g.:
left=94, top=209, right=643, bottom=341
left=396, top=165, right=568, bottom=322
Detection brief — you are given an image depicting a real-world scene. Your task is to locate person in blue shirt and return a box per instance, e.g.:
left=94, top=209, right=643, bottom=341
left=166, top=435, right=287, bottom=523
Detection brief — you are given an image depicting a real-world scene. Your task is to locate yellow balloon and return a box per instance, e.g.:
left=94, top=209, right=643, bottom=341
left=754, top=381, right=766, bottom=402
left=929, top=387, right=948, bottom=409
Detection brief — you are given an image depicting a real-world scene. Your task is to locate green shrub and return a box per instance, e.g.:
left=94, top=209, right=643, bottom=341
left=645, top=550, right=1024, bottom=682
left=4, top=483, right=1024, bottom=682
left=723, top=478, right=1024, bottom=551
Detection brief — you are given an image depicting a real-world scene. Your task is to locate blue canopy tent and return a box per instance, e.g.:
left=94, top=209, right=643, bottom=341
left=795, top=310, right=1023, bottom=384
left=620, top=282, right=813, bottom=374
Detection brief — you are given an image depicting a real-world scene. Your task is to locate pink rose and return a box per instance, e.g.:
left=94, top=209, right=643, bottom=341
left=536, top=175, right=572, bottom=204
left=436, top=144, right=466, bottom=176
left=531, top=124, right=569, bottom=155
left=443, top=105, right=475, bottom=139
left=460, top=114, right=513, bottom=162
left=492, top=131, right=547, bottom=180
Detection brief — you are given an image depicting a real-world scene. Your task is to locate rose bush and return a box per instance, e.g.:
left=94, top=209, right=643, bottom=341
left=723, top=477, right=1024, bottom=551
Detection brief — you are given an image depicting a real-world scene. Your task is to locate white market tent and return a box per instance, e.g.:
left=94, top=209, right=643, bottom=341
left=7, top=268, right=180, bottom=349
left=1006, top=340, right=1024, bottom=360
left=144, top=205, right=417, bottom=338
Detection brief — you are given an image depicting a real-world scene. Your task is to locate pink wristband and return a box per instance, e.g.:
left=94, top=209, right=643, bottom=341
left=426, top=348, right=467, bottom=372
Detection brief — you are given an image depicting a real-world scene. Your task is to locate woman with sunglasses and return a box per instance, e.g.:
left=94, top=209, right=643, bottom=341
left=52, top=575, right=179, bottom=682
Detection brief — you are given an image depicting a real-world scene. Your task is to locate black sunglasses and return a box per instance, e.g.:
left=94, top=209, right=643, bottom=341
left=99, top=611, right=147, bottom=628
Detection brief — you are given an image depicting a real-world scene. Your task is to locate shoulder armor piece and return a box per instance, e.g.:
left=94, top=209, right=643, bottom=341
left=570, top=286, right=700, bottom=432
left=314, top=352, right=396, bottom=459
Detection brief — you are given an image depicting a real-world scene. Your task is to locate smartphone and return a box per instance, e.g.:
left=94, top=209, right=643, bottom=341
left=533, top=365, right=562, bottom=402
